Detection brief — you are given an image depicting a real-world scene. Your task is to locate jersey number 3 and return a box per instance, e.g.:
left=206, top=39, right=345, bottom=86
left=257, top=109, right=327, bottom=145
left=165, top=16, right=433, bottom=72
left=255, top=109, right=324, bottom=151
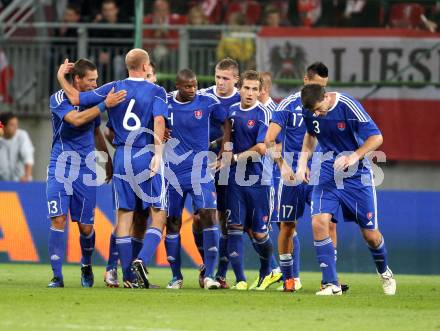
left=312, top=120, right=320, bottom=134
left=123, top=99, right=141, bottom=131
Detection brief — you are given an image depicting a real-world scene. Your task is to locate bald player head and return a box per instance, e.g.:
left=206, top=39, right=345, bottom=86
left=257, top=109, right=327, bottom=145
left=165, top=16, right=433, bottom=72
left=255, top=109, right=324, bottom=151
left=125, top=48, right=150, bottom=78
left=175, top=68, right=197, bottom=103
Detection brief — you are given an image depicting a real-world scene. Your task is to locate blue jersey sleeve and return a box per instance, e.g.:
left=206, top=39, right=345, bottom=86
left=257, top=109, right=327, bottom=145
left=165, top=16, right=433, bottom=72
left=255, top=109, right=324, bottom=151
left=271, top=108, right=288, bottom=128
left=257, top=108, right=269, bottom=144
left=210, top=103, right=227, bottom=123
left=94, top=116, right=101, bottom=128
left=342, top=95, right=381, bottom=140
left=50, top=94, right=74, bottom=120
left=79, top=82, right=115, bottom=107
left=153, top=87, right=168, bottom=118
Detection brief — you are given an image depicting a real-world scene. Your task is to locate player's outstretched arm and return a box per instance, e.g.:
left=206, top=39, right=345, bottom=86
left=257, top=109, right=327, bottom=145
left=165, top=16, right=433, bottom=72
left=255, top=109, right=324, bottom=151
left=264, top=122, right=282, bottom=160
left=149, top=115, right=166, bottom=177
left=57, top=59, right=80, bottom=105
left=64, top=88, right=126, bottom=127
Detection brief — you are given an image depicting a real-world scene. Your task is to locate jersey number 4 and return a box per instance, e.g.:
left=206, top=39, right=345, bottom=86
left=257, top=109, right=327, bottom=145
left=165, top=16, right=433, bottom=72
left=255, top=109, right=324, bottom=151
left=123, top=99, right=141, bottom=131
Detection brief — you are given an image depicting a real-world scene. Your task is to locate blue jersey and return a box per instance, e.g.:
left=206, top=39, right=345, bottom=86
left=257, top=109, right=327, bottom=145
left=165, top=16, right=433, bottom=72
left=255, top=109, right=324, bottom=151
left=166, top=90, right=224, bottom=174
left=49, top=90, right=100, bottom=167
left=79, top=78, right=168, bottom=148
left=302, top=92, right=381, bottom=178
left=271, top=92, right=308, bottom=170
left=202, top=86, right=241, bottom=145
left=229, top=101, right=271, bottom=185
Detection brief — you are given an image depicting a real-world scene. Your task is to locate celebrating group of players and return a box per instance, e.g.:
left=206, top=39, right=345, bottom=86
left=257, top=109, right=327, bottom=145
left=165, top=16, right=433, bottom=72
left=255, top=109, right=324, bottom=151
left=46, top=48, right=396, bottom=295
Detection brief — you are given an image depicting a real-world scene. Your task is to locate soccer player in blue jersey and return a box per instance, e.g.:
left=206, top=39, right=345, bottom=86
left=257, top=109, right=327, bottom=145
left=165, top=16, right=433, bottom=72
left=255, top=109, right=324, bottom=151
left=297, top=84, right=396, bottom=295
left=164, top=69, right=226, bottom=290
left=243, top=71, right=283, bottom=291
left=47, top=58, right=126, bottom=288
left=200, top=58, right=240, bottom=289
left=221, top=70, right=274, bottom=290
left=103, top=61, right=157, bottom=288
left=57, top=49, right=168, bottom=288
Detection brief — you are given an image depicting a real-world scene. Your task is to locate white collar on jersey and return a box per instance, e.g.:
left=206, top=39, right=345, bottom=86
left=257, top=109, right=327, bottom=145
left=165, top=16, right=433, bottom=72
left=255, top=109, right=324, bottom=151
left=213, top=86, right=238, bottom=99
left=172, top=90, right=192, bottom=104
left=126, top=77, right=145, bottom=81
left=262, top=97, right=274, bottom=108
left=327, top=92, right=341, bottom=112
left=240, top=100, right=260, bottom=112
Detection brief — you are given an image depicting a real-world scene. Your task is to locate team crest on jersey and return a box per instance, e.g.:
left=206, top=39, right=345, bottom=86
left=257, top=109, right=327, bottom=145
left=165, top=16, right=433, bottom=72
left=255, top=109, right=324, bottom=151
left=337, top=122, right=346, bottom=131
left=247, top=119, right=256, bottom=128
left=194, top=110, right=203, bottom=119
left=367, top=212, right=374, bottom=220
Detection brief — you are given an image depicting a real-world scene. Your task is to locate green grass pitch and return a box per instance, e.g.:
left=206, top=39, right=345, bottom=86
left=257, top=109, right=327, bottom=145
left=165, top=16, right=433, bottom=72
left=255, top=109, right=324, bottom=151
left=1, top=264, right=439, bottom=331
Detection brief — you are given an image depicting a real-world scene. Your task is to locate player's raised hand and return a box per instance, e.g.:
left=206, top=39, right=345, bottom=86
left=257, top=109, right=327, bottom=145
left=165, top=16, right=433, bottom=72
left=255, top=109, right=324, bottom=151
left=104, top=87, right=127, bottom=108
left=57, top=58, right=74, bottom=78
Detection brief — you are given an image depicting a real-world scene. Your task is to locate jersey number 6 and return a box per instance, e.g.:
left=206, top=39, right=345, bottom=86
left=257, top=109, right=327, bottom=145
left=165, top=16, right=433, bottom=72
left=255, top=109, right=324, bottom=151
left=123, top=99, right=141, bottom=131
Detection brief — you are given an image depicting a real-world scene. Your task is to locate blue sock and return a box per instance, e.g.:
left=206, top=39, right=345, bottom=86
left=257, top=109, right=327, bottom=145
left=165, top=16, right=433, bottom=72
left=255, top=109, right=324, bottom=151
left=216, top=234, right=229, bottom=278
left=253, top=235, right=273, bottom=278
left=279, top=253, right=293, bottom=280
left=132, top=237, right=143, bottom=259
left=48, top=227, right=65, bottom=279
left=165, top=233, right=182, bottom=279
left=314, top=237, right=338, bottom=285
left=368, top=237, right=388, bottom=274
left=193, top=228, right=204, bottom=262
left=116, top=236, right=133, bottom=281
left=270, top=254, right=279, bottom=271
left=137, top=227, right=162, bottom=265
left=292, top=232, right=300, bottom=278
left=203, top=226, right=219, bottom=278
left=80, top=229, right=95, bottom=266
left=227, top=230, right=246, bottom=282
left=106, top=232, right=118, bottom=271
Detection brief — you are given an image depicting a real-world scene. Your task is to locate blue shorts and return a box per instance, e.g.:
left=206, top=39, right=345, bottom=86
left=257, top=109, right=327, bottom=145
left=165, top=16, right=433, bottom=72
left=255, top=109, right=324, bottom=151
left=227, top=183, right=270, bottom=233
left=270, top=174, right=281, bottom=223
left=167, top=174, right=217, bottom=217
left=277, top=181, right=312, bottom=222
left=46, top=166, right=96, bottom=224
left=113, top=147, right=166, bottom=212
left=311, top=175, right=378, bottom=230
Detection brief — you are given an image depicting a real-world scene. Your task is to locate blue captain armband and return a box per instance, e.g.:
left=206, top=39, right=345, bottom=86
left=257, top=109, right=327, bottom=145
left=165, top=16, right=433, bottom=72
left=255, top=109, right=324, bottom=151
left=97, top=101, right=106, bottom=113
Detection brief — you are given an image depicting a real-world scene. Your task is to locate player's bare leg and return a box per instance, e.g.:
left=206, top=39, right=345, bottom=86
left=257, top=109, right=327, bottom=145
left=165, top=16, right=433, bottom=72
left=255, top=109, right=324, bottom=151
left=197, top=209, right=220, bottom=289
left=191, top=213, right=207, bottom=288
left=312, top=214, right=342, bottom=295
left=48, top=215, right=67, bottom=287
left=165, top=216, right=183, bottom=289
left=361, top=228, right=396, bottom=295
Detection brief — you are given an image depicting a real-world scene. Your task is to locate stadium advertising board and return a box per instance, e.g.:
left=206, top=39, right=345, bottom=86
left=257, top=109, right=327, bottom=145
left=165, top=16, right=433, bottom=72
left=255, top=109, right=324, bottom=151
left=257, top=28, right=440, bottom=161
left=1, top=182, right=439, bottom=274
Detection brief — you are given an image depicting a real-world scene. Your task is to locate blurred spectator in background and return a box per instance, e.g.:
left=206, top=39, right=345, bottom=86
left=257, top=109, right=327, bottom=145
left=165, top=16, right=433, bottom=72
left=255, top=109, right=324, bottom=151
left=289, top=0, right=346, bottom=27
left=226, top=0, right=262, bottom=25
left=0, top=121, right=3, bottom=137
left=343, top=0, right=382, bottom=27
left=263, top=5, right=283, bottom=27
left=0, top=49, right=13, bottom=104
left=386, top=1, right=439, bottom=32
left=143, top=0, right=187, bottom=66
left=0, top=112, right=34, bottom=182
left=89, top=0, right=132, bottom=82
left=55, top=3, right=81, bottom=39
left=188, top=4, right=212, bottom=39
left=216, top=12, right=255, bottom=70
